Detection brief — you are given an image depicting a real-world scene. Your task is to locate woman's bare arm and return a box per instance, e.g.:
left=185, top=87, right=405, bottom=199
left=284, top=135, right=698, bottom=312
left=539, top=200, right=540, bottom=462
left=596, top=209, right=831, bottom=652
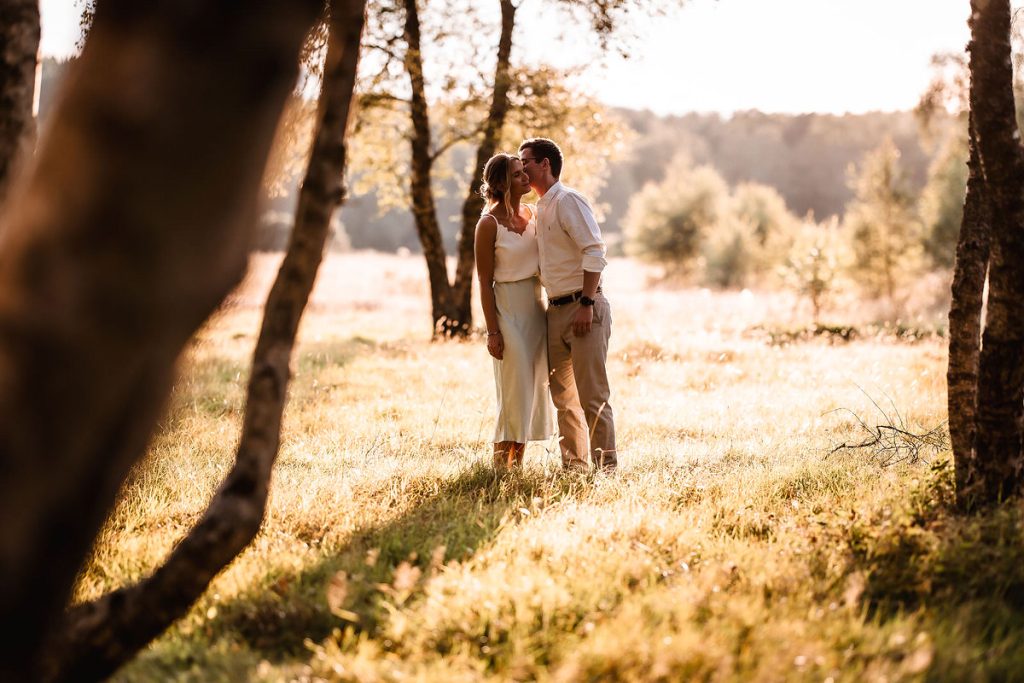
left=474, top=215, right=503, bottom=359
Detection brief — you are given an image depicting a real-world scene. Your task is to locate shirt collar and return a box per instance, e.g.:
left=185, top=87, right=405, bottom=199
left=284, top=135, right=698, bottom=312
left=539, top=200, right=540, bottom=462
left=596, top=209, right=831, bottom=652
left=538, top=180, right=563, bottom=207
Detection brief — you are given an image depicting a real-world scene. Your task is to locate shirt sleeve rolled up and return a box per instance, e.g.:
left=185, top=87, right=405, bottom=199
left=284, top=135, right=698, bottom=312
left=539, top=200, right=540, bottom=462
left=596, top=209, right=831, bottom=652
left=557, top=191, right=608, bottom=273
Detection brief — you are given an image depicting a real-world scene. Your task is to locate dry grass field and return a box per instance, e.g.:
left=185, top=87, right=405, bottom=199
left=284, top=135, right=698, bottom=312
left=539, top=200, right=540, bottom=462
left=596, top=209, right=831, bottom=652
left=81, top=253, right=1023, bottom=682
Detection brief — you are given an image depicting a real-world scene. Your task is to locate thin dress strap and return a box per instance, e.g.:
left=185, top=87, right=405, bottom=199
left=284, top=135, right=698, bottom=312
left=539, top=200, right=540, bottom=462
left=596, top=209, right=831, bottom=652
left=487, top=208, right=531, bottom=233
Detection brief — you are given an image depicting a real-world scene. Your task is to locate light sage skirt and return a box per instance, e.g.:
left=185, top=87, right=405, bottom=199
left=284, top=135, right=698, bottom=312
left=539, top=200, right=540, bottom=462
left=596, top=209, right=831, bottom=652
left=492, top=276, right=554, bottom=442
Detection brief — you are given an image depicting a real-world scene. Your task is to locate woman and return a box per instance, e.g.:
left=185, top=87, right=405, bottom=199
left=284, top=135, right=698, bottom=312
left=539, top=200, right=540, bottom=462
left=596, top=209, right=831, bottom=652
left=474, top=153, right=554, bottom=468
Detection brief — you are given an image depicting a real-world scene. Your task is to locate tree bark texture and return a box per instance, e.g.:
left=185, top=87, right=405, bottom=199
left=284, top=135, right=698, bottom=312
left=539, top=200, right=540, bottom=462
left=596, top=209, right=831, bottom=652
left=0, top=0, right=39, bottom=204
left=961, top=0, right=1024, bottom=505
left=948, top=115, right=991, bottom=504
left=402, top=0, right=460, bottom=336
left=42, top=2, right=366, bottom=681
left=451, top=0, right=517, bottom=335
left=0, top=0, right=321, bottom=679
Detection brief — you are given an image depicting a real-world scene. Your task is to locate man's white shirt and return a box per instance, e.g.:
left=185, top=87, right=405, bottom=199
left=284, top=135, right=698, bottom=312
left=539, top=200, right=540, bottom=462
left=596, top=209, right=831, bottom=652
left=534, top=181, right=608, bottom=298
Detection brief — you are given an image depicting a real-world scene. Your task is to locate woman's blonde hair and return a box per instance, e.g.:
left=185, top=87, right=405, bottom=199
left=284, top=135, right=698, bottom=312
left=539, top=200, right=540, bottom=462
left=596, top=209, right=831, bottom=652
left=480, top=153, right=518, bottom=218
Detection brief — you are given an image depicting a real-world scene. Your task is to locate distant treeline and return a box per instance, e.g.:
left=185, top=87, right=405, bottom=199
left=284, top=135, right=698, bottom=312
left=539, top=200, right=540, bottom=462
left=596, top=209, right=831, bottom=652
left=331, top=108, right=940, bottom=254
left=601, top=108, right=938, bottom=237
left=38, top=58, right=943, bottom=254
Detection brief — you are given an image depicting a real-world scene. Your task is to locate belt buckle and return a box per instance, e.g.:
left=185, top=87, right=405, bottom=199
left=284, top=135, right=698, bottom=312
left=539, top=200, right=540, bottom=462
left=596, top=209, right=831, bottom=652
left=552, top=290, right=581, bottom=307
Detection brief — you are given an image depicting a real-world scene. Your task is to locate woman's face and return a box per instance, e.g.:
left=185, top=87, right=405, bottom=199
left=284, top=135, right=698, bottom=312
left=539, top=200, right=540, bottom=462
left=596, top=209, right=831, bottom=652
left=507, top=159, right=531, bottom=197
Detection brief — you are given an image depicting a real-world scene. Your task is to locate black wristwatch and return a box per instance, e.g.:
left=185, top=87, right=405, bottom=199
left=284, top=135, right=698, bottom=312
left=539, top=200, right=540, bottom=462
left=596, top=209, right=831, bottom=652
left=579, top=295, right=596, bottom=307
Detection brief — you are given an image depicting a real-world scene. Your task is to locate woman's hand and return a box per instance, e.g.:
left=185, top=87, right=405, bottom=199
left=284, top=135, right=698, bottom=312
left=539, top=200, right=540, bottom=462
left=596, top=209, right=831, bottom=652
left=487, top=331, right=504, bottom=360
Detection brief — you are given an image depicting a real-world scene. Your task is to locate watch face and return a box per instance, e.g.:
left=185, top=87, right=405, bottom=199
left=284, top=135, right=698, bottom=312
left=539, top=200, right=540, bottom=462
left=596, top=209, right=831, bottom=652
left=580, top=296, right=595, bottom=306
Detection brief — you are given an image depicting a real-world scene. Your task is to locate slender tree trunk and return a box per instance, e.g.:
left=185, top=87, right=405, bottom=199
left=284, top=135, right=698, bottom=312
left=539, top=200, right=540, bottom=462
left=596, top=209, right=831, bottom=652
left=949, top=115, right=992, bottom=505
left=41, top=3, right=367, bottom=681
left=451, top=0, right=517, bottom=335
left=962, top=0, right=1024, bottom=506
left=0, top=1, right=320, bottom=679
left=402, top=0, right=458, bottom=336
left=0, top=0, right=39, bottom=203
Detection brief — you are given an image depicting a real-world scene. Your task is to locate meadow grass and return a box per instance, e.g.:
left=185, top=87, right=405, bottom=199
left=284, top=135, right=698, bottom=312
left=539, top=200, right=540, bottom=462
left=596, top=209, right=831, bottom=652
left=81, top=253, right=1023, bottom=682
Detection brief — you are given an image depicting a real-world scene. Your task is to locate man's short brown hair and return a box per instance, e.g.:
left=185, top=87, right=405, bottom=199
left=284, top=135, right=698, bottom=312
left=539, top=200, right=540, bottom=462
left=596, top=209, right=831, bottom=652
left=519, top=138, right=563, bottom=178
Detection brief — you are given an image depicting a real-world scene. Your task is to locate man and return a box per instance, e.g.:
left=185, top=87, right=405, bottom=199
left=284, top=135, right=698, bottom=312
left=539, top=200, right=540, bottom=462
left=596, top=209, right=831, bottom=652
left=518, top=137, right=616, bottom=471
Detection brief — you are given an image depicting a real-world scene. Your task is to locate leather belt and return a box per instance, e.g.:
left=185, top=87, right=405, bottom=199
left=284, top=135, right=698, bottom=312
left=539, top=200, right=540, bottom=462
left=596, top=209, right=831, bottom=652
left=549, top=287, right=602, bottom=307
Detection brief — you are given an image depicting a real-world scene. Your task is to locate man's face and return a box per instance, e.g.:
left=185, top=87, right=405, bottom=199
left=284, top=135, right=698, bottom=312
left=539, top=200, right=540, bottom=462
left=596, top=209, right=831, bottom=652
left=519, top=148, right=543, bottom=185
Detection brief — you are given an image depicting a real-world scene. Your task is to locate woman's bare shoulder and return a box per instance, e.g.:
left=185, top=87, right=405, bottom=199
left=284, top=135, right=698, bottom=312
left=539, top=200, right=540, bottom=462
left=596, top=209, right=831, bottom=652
left=476, top=213, right=499, bottom=235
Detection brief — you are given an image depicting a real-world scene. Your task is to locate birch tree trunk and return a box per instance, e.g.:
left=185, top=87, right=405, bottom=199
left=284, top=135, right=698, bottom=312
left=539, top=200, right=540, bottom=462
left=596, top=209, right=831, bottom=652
left=451, top=0, right=517, bottom=335
left=402, top=0, right=460, bottom=336
left=956, top=0, right=1024, bottom=506
left=0, top=1, right=320, bottom=678
left=948, top=115, right=991, bottom=504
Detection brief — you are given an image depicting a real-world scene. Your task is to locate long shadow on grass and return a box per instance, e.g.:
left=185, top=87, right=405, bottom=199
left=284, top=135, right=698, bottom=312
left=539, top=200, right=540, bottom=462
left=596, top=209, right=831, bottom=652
left=202, top=462, right=580, bottom=661
left=845, top=464, right=1024, bottom=679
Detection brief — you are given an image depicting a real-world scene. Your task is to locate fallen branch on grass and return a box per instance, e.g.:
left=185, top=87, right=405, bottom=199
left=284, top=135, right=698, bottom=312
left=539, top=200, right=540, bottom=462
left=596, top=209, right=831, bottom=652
left=826, top=386, right=949, bottom=466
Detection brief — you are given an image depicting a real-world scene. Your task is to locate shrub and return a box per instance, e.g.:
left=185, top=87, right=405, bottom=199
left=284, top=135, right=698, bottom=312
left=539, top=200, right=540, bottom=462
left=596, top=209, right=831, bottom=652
left=781, top=217, right=847, bottom=321
left=716, top=182, right=800, bottom=286
left=702, top=213, right=755, bottom=288
left=844, top=138, right=923, bottom=304
left=623, top=157, right=728, bottom=274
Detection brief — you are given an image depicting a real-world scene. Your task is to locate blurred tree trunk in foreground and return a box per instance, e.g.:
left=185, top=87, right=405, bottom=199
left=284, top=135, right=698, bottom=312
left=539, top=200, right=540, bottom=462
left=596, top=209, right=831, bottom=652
left=43, top=3, right=367, bottom=680
left=949, top=0, right=1024, bottom=508
left=0, top=0, right=39, bottom=202
left=0, top=0, right=321, bottom=679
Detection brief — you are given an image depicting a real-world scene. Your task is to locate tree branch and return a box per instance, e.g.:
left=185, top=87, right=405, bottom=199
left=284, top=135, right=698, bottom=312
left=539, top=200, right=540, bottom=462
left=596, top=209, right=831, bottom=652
left=430, top=122, right=486, bottom=162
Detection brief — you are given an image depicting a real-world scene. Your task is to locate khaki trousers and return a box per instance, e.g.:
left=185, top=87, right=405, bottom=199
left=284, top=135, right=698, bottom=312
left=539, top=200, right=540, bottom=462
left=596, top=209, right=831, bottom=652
left=546, top=293, right=616, bottom=470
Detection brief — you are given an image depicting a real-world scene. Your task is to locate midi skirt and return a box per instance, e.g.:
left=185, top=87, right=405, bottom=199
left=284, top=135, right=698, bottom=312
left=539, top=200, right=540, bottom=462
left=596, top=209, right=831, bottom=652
left=492, top=277, right=554, bottom=442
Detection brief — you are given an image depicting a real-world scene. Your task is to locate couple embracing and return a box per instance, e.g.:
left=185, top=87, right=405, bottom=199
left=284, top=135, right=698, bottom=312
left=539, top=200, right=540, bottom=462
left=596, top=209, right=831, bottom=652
left=474, top=138, right=616, bottom=473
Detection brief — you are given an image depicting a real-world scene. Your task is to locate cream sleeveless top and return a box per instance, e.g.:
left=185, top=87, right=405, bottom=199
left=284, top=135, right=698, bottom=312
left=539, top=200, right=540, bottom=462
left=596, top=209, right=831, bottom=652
left=490, top=205, right=540, bottom=283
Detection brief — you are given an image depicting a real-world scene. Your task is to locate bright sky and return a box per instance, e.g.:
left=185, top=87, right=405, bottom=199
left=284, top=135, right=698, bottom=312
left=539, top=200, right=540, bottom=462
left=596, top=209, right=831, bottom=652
left=41, top=0, right=973, bottom=116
